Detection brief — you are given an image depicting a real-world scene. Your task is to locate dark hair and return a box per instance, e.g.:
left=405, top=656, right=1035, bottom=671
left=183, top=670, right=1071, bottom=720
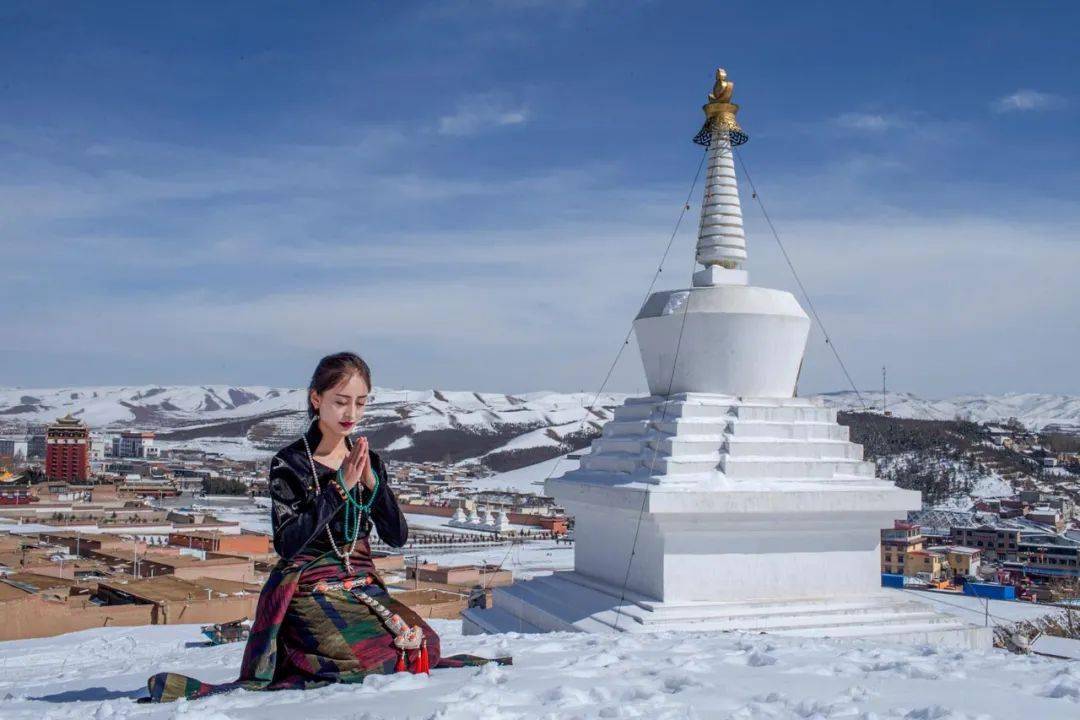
left=307, top=352, right=372, bottom=419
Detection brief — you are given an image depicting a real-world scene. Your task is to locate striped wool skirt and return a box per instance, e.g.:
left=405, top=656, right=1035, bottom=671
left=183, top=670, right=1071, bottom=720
left=147, top=551, right=508, bottom=702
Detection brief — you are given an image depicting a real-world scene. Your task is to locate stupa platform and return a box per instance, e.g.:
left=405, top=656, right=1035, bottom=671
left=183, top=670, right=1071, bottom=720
left=463, top=395, right=993, bottom=649
left=462, top=572, right=992, bottom=648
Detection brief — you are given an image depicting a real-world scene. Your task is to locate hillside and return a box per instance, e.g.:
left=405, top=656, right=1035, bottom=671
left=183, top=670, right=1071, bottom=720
left=0, top=386, right=626, bottom=470
left=820, top=390, right=1080, bottom=430
left=3, top=386, right=1077, bottom=481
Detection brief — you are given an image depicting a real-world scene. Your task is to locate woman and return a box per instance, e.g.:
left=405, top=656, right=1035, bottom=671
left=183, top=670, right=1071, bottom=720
left=147, top=352, right=507, bottom=702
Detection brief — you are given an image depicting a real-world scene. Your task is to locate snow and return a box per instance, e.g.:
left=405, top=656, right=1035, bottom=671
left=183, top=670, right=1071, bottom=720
left=1032, top=635, right=1080, bottom=661
left=7, top=386, right=1080, bottom=464
left=969, top=475, right=1014, bottom=499
left=818, top=390, right=1080, bottom=430
left=0, top=386, right=624, bottom=442
left=462, top=453, right=581, bottom=494
left=899, top=589, right=1066, bottom=625
left=3, top=617, right=1080, bottom=718
left=182, top=498, right=272, bottom=535
left=411, top=540, right=573, bottom=580
left=156, top=437, right=272, bottom=461
left=385, top=436, right=414, bottom=451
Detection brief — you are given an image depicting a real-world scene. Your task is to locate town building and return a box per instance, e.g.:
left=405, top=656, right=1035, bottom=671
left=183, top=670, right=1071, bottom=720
left=112, top=431, right=158, bottom=459
left=1013, top=532, right=1080, bottom=578
left=168, top=531, right=271, bottom=555
left=45, top=414, right=91, bottom=482
left=26, top=429, right=47, bottom=459
left=880, top=521, right=925, bottom=575
left=904, top=549, right=947, bottom=581
left=0, top=439, right=16, bottom=458
left=927, top=546, right=982, bottom=578
left=949, top=525, right=1021, bottom=562
left=407, top=562, right=513, bottom=589
left=1027, top=506, right=1065, bottom=531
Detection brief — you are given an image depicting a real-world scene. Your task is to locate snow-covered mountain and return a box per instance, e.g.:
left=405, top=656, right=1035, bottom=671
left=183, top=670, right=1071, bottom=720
left=3, top=385, right=1077, bottom=467
left=7, top=385, right=1080, bottom=432
left=0, top=386, right=626, bottom=469
left=818, top=390, right=1080, bottom=430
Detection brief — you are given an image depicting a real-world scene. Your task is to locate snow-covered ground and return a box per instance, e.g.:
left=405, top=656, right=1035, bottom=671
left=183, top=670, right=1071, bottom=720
left=187, top=497, right=272, bottom=535
left=2, top=617, right=1079, bottom=719
left=968, top=475, right=1015, bottom=499
left=900, top=589, right=1067, bottom=626
left=461, top=453, right=581, bottom=494
left=407, top=540, right=574, bottom=580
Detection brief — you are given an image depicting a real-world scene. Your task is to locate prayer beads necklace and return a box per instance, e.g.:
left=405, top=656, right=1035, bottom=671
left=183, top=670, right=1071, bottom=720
left=336, top=466, right=380, bottom=543
left=301, top=417, right=379, bottom=574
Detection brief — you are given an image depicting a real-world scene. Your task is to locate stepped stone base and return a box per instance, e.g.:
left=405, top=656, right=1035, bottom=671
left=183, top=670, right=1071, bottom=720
left=462, top=394, right=991, bottom=649
left=462, top=572, right=992, bottom=649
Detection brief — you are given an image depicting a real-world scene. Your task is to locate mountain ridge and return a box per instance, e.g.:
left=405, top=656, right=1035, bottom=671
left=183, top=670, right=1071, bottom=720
left=2, top=385, right=1077, bottom=469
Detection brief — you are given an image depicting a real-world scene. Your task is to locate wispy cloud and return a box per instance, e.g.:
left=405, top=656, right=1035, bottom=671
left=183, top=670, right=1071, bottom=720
left=832, top=112, right=906, bottom=132
left=437, top=93, right=530, bottom=136
left=993, top=89, right=1066, bottom=113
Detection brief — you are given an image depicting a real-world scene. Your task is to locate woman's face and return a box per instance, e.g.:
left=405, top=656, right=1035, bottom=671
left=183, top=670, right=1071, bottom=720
left=311, top=373, right=370, bottom=437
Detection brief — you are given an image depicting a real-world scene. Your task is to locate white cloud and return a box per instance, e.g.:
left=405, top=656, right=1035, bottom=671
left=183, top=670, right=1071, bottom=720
left=6, top=112, right=1080, bottom=397
left=993, top=89, right=1066, bottom=113
left=437, top=94, right=530, bottom=136
left=832, top=112, right=905, bottom=132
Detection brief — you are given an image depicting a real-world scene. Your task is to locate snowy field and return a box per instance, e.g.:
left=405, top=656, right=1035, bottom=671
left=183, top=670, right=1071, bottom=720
left=900, top=589, right=1068, bottom=626
left=460, top=453, right=581, bottom=494
left=2, top=618, right=1079, bottom=719
left=406, top=540, right=574, bottom=580
left=187, top=497, right=272, bottom=535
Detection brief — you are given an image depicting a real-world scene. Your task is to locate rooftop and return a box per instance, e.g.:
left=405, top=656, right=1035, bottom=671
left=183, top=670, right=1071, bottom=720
left=98, top=575, right=260, bottom=603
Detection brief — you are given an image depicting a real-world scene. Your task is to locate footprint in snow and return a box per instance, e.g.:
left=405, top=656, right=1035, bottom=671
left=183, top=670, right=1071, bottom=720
left=722, top=649, right=777, bottom=667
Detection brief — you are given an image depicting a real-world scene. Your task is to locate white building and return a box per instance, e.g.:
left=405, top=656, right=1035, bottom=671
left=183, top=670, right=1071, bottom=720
left=112, top=431, right=158, bottom=459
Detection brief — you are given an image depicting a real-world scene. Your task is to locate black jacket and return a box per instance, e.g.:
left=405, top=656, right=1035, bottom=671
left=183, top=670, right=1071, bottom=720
left=268, top=423, right=408, bottom=562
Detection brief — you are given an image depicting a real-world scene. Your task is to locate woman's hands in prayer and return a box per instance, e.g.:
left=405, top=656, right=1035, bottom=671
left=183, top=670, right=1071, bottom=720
left=341, top=436, right=375, bottom=491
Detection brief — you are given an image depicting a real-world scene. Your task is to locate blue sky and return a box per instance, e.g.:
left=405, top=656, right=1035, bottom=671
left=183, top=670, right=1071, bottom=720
left=3, top=1, right=1078, bottom=398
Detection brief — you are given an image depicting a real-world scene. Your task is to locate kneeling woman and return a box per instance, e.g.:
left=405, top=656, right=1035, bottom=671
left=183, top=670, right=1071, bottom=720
left=148, top=352, right=506, bottom=702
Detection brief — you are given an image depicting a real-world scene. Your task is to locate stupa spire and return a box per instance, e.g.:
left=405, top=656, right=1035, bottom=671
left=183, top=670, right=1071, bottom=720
left=693, top=68, right=749, bottom=288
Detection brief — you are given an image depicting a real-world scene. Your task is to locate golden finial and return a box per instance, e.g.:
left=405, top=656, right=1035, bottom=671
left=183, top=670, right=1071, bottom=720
left=707, top=68, right=735, bottom=104
left=693, top=67, right=748, bottom=147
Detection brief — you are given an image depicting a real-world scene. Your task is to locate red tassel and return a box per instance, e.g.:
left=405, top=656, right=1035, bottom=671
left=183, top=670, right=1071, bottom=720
left=419, top=640, right=430, bottom=674
left=395, top=649, right=406, bottom=673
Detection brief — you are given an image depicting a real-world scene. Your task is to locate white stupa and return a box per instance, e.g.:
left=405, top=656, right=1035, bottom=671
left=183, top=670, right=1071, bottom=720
left=463, top=68, right=990, bottom=648
left=451, top=507, right=468, bottom=524
left=495, top=510, right=511, bottom=532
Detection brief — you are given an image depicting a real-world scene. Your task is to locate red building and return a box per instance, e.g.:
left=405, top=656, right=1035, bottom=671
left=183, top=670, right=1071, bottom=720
left=45, top=414, right=90, bottom=482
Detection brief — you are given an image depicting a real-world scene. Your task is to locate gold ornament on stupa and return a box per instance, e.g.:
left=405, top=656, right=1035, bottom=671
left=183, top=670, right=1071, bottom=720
left=693, top=67, right=748, bottom=147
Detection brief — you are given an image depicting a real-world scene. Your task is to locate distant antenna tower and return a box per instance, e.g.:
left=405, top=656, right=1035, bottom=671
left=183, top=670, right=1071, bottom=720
left=882, top=366, right=887, bottom=416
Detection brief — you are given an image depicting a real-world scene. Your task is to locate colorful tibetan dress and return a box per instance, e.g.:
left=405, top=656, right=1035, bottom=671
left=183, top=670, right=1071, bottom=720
left=146, top=427, right=507, bottom=702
